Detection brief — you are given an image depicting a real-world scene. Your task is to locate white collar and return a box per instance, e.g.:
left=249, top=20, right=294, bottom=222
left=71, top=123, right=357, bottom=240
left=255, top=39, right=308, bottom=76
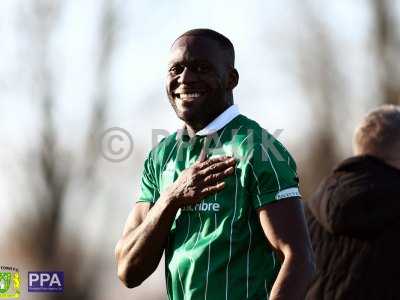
left=196, top=104, right=240, bottom=136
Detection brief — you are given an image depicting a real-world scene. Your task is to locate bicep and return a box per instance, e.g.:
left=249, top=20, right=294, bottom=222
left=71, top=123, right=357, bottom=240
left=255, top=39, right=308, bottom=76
left=257, top=197, right=311, bottom=256
left=122, top=202, right=152, bottom=237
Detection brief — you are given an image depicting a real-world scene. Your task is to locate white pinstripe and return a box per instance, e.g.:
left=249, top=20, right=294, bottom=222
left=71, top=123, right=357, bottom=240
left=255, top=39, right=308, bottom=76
left=205, top=193, right=219, bottom=300
left=260, top=144, right=281, bottom=190
left=265, top=279, right=269, bottom=299
left=160, top=139, right=179, bottom=174
left=228, top=125, right=243, bottom=156
left=230, top=125, right=243, bottom=140
left=182, top=214, right=191, bottom=247
left=177, top=267, right=185, bottom=300
left=147, top=156, right=160, bottom=202
left=248, top=161, right=262, bottom=207
left=237, top=131, right=252, bottom=148
left=191, top=212, right=203, bottom=250
left=272, top=251, right=276, bottom=269
left=213, top=125, right=243, bottom=158
left=246, top=216, right=252, bottom=298
left=217, top=125, right=229, bottom=145
left=207, top=125, right=229, bottom=157
left=204, top=239, right=211, bottom=300
left=225, top=167, right=238, bottom=300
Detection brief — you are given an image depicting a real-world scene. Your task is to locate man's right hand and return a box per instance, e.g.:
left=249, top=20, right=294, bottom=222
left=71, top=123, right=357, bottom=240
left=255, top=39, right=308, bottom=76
left=115, top=153, right=236, bottom=288
left=165, top=155, right=237, bottom=209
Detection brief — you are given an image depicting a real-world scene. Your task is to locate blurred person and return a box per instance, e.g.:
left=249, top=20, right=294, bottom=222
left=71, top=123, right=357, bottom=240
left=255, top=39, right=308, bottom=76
left=305, top=105, right=400, bottom=300
left=115, top=28, right=314, bottom=300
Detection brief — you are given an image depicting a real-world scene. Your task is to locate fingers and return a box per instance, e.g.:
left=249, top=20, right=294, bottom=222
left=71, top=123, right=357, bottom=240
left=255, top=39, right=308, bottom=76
left=197, top=155, right=235, bottom=170
left=189, top=155, right=237, bottom=201
left=203, top=166, right=235, bottom=184
left=199, top=157, right=236, bottom=176
left=200, top=181, right=225, bottom=196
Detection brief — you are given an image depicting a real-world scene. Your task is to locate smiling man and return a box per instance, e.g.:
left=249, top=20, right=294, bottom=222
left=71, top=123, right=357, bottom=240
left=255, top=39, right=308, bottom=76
left=115, top=29, right=315, bottom=300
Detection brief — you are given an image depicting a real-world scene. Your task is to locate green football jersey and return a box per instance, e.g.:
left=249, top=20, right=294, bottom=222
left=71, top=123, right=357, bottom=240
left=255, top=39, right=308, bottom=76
left=137, top=113, right=301, bottom=300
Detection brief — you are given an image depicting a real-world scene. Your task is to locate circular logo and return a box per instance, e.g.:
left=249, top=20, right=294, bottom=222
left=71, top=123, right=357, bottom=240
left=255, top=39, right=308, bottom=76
left=100, top=127, right=134, bottom=162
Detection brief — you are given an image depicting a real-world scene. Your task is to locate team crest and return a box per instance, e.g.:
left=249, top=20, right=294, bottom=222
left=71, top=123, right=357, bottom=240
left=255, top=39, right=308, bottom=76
left=0, top=267, right=20, bottom=298
left=0, top=273, right=11, bottom=294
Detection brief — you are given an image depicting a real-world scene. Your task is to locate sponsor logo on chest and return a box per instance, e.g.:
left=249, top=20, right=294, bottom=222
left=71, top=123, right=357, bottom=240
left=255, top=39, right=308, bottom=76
left=181, top=202, right=220, bottom=212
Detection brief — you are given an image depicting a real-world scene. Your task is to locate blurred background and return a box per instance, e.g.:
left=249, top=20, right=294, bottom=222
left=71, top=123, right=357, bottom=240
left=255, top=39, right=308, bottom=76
left=1, top=0, right=399, bottom=299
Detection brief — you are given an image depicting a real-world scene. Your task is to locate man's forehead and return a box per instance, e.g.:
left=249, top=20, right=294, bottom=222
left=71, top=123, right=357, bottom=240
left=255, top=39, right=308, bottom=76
left=172, top=35, right=220, bottom=49
left=168, top=35, right=222, bottom=63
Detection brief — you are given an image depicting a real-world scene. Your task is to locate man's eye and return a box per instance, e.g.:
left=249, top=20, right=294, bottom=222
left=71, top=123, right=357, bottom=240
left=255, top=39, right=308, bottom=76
left=169, top=66, right=183, bottom=74
left=195, top=65, right=210, bottom=73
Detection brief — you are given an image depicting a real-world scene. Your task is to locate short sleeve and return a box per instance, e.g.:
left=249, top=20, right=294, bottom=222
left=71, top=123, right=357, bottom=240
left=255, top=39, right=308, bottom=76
left=137, top=151, right=160, bottom=204
left=247, top=141, right=301, bottom=209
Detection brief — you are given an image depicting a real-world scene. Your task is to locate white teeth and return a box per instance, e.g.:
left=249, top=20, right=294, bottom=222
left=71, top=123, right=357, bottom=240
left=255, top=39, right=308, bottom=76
left=178, top=93, right=202, bottom=99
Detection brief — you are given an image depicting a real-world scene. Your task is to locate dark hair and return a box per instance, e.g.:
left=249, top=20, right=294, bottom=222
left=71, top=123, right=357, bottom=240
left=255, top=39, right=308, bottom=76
left=172, top=28, right=235, bottom=66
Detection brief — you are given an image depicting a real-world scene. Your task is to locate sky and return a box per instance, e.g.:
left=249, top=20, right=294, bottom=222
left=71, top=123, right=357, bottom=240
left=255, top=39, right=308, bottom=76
left=1, top=0, right=375, bottom=153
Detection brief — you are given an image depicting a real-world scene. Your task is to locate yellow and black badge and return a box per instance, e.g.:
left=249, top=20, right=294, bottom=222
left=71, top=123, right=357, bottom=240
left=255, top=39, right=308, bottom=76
left=0, top=266, right=20, bottom=298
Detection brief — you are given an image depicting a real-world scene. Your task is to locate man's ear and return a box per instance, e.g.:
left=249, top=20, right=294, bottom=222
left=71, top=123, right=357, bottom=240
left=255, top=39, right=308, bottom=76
left=227, top=68, right=239, bottom=90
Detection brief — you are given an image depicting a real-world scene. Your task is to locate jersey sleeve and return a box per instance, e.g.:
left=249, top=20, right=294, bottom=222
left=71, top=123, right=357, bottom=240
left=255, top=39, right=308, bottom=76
left=247, top=140, right=301, bottom=209
left=136, top=151, right=160, bottom=204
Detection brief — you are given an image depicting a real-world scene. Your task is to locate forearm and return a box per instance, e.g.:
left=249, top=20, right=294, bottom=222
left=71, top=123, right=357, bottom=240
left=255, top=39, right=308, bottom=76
left=270, top=253, right=315, bottom=300
left=116, top=194, right=178, bottom=287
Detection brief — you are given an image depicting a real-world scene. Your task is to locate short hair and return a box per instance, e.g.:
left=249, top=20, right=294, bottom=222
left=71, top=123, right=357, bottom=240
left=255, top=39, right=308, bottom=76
left=172, top=28, right=235, bottom=66
left=353, top=105, right=400, bottom=160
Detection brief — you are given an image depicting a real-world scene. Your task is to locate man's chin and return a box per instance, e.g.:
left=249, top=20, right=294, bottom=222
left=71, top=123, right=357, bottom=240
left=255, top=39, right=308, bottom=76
left=176, top=109, right=197, bottom=123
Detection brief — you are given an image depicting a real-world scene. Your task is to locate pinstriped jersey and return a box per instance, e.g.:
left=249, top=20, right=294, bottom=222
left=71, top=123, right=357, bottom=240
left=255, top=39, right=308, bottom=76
left=137, top=114, right=301, bottom=300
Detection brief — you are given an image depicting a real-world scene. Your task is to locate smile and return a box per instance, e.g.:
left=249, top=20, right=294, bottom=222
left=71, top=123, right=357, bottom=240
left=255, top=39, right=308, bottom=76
left=175, top=92, right=205, bottom=100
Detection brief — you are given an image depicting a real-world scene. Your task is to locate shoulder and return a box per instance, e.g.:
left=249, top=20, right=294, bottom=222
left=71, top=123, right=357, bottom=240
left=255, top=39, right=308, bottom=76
left=233, top=115, right=297, bottom=169
left=146, top=131, right=179, bottom=165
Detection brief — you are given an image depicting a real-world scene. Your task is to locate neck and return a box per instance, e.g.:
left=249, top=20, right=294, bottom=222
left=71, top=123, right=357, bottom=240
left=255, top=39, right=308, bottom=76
left=185, top=102, right=233, bottom=137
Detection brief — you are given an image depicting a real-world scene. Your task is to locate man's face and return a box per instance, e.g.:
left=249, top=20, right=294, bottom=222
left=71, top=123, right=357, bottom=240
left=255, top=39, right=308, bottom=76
left=166, top=36, right=232, bottom=126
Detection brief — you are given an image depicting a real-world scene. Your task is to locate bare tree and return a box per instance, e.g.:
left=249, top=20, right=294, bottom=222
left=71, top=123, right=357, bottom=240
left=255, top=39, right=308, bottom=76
left=371, top=0, right=400, bottom=105
left=295, top=3, right=344, bottom=198
left=83, top=0, right=117, bottom=183
left=9, top=0, right=119, bottom=299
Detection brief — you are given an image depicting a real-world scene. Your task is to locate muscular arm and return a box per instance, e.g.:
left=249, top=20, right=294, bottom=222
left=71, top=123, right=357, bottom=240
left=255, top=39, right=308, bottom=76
left=258, top=197, right=315, bottom=300
left=115, top=155, right=236, bottom=288
left=115, top=195, right=179, bottom=288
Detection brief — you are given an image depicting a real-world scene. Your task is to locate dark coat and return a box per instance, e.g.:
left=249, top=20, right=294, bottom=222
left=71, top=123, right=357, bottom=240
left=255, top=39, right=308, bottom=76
left=305, top=155, right=400, bottom=300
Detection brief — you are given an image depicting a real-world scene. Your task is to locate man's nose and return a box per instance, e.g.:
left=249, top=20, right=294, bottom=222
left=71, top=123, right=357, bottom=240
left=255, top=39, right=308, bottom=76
left=178, top=67, right=197, bottom=84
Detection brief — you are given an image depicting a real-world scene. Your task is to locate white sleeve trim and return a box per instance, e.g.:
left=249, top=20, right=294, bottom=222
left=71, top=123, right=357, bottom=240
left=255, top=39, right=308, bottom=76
left=275, top=187, right=301, bottom=200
